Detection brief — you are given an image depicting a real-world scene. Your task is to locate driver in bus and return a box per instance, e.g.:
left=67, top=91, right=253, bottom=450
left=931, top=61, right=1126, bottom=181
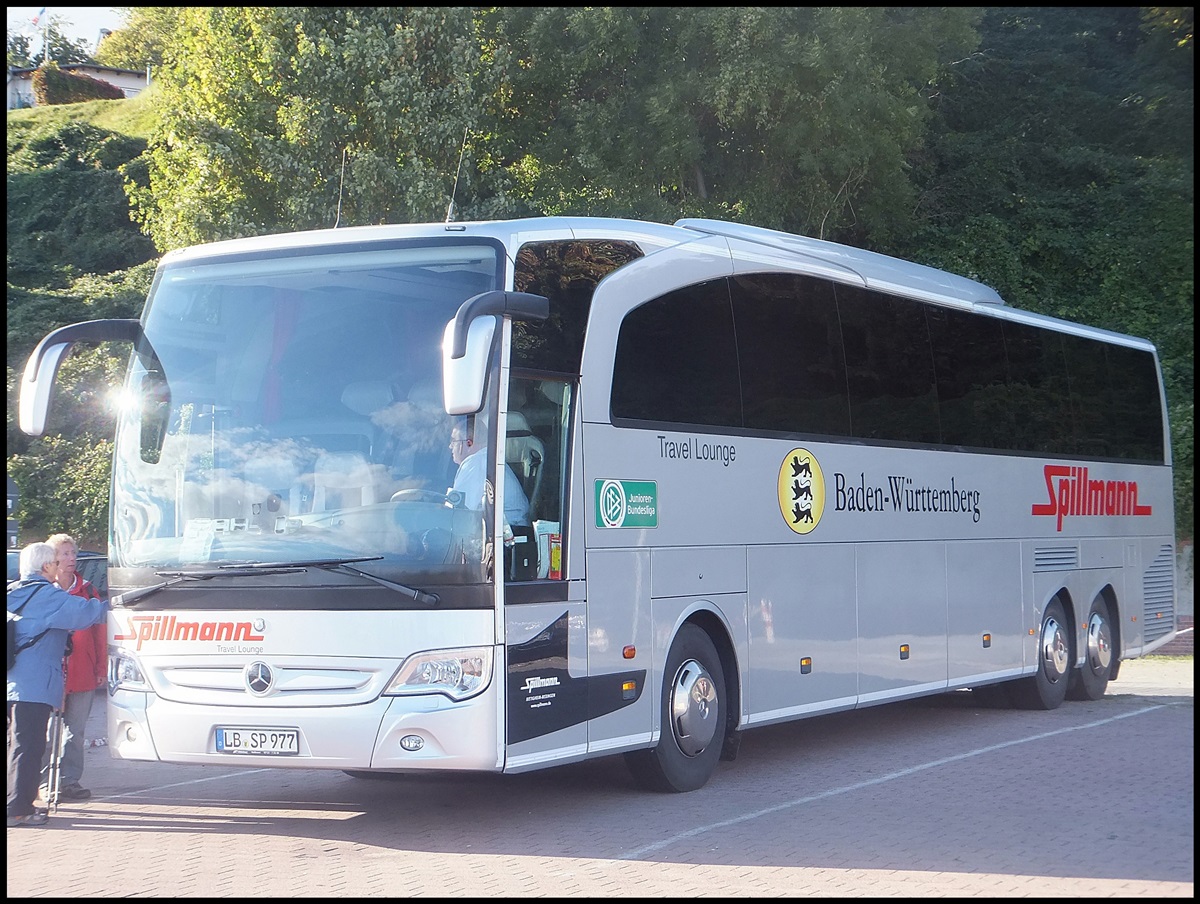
left=449, top=417, right=534, bottom=578
left=449, top=417, right=530, bottom=528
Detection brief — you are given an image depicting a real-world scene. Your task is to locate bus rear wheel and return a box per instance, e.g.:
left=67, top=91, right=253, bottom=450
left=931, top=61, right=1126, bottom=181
left=625, top=624, right=726, bottom=793
left=1066, top=597, right=1114, bottom=701
left=1009, top=598, right=1071, bottom=710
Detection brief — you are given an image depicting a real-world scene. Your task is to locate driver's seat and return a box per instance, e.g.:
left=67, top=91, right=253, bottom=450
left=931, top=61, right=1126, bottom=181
left=505, top=412, right=545, bottom=514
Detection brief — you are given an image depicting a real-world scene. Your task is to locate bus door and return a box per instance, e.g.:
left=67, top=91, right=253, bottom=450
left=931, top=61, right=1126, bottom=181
left=499, top=373, right=590, bottom=771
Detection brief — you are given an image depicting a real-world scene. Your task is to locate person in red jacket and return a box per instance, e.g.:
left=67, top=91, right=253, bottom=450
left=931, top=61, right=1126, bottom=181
left=39, top=533, right=107, bottom=802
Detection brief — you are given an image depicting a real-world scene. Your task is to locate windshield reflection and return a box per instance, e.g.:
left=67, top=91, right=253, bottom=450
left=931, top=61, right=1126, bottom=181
left=111, top=241, right=501, bottom=587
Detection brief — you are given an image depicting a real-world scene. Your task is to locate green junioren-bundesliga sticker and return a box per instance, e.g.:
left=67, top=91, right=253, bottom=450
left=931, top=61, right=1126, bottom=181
left=595, top=479, right=658, bottom=528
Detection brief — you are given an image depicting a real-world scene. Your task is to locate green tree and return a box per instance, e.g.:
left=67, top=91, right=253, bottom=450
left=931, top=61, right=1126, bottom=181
left=8, top=20, right=92, bottom=69
left=128, top=7, right=983, bottom=251
left=128, top=7, right=510, bottom=251
left=7, top=30, right=34, bottom=68
left=7, top=96, right=156, bottom=548
left=93, top=7, right=178, bottom=70
left=483, top=7, right=983, bottom=245
left=907, top=7, right=1194, bottom=541
left=7, top=431, right=115, bottom=551
left=6, top=120, right=156, bottom=284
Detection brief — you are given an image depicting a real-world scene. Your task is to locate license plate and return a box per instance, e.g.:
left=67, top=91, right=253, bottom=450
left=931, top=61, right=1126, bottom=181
left=216, top=727, right=300, bottom=756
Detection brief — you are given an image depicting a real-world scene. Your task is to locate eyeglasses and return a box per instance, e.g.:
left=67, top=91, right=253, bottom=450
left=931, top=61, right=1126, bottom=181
left=449, top=438, right=468, bottom=449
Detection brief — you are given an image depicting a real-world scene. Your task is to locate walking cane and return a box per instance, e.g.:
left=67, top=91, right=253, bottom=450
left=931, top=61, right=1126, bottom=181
left=45, top=706, right=64, bottom=813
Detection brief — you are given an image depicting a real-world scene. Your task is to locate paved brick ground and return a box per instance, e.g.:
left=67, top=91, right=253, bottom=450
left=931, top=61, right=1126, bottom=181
left=7, top=659, right=1193, bottom=898
left=1157, top=615, right=1194, bottom=656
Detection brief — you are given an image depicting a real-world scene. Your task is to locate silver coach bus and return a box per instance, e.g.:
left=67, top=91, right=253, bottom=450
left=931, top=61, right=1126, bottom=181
left=19, top=216, right=1178, bottom=792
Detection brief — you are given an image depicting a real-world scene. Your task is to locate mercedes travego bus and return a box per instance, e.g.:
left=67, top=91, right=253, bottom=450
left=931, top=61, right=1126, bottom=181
left=18, top=216, right=1179, bottom=792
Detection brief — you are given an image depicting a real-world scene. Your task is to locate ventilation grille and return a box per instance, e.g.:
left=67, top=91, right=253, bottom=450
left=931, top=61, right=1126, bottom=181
left=1142, top=544, right=1176, bottom=644
left=1034, top=545, right=1079, bottom=570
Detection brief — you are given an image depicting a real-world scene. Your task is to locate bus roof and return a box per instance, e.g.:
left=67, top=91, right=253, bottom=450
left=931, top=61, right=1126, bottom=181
left=675, top=218, right=1007, bottom=308
left=156, top=216, right=1155, bottom=353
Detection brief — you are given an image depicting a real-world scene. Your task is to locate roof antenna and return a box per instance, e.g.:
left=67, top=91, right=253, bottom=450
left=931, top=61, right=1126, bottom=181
left=445, top=127, right=469, bottom=223
left=334, top=147, right=348, bottom=228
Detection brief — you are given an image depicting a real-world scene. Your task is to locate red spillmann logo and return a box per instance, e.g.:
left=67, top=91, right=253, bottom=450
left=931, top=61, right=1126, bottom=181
left=1031, top=464, right=1152, bottom=532
left=114, top=615, right=265, bottom=651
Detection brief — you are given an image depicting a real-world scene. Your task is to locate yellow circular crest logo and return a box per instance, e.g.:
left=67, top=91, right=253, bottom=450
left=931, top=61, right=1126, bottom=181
left=777, top=448, right=825, bottom=534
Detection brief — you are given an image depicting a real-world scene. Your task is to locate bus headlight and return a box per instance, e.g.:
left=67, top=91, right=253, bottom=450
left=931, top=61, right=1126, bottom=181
left=108, top=651, right=148, bottom=694
left=384, top=646, right=493, bottom=701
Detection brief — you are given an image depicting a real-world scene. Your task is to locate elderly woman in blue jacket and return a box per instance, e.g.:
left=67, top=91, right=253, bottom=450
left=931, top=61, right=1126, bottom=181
left=7, top=542, right=108, bottom=827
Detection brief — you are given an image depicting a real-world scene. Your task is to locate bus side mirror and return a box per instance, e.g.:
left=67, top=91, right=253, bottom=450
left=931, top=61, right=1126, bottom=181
left=19, top=319, right=142, bottom=436
left=442, top=291, right=549, bottom=416
left=443, top=315, right=497, bottom=415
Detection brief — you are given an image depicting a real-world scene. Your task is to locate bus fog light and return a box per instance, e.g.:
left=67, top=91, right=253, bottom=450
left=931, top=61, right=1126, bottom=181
left=400, top=735, right=424, bottom=752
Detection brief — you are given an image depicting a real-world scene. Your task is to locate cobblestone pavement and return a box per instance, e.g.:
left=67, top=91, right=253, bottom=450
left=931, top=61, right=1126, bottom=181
left=7, top=657, right=1193, bottom=898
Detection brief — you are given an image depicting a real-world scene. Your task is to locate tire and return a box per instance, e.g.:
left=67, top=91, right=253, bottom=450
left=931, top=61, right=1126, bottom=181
left=1008, top=598, right=1071, bottom=710
left=625, top=624, right=726, bottom=793
left=1066, top=597, right=1114, bottom=701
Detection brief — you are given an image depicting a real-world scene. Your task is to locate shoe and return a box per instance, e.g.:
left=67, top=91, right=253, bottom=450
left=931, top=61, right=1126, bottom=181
left=7, top=811, right=49, bottom=827
left=60, top=782, right=92, bottom=800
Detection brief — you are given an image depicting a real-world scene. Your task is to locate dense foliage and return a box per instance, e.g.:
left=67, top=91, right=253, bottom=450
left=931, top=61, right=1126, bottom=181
left=6, top=95, right=158, bottom=548
left=32, top=63, right=126, bottom=105
left=92, top=7, right=180, bottom=71
left=900, top=7, right=1194, bottom=539
left=5, top=6, right=1193, bottom=548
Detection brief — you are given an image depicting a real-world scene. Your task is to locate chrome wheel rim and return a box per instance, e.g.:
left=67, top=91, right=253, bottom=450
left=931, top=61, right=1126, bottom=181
left=1041, top=612, right=1070, bottom=683
left=1086, top=610, right=1112, bottom=675
left=669, top=658, right=719, bottom=757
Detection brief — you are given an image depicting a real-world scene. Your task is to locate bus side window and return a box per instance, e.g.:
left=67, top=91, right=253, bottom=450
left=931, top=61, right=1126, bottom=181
left=508, top=376, right=570, bottom=580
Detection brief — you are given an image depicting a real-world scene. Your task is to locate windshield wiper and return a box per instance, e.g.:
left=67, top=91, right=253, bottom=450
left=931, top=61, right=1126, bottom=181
left=233, top=556, right=440, bottom=605
left=326, top=562, right=440, bottom=605
left=112, top=564, right=309, bottom=607
left=111, top=565, right=306, bottom=607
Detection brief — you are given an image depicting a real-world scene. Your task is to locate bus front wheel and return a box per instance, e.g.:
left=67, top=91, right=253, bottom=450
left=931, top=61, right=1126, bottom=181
left=1009, top=598, right=1071, bottom=710
left=1066, top=597, right=1114, bottom=701
left=625, top=624, right=726, bottom=793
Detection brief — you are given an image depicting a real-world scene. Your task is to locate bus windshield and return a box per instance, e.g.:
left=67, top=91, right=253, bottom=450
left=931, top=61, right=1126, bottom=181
left=110, top=240, right=503, bottom=586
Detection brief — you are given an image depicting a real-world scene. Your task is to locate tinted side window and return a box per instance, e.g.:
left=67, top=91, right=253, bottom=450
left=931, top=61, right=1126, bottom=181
left=1061, top=332, right=1115, bottom=458
left=1003, top=322, right=1074, bottom=455
left=513, top=240, right=644, bottom=373
left=1104, top=343, right=1165, bottom=462
left=611, top=279, right=742, bottom=427
left=836, top=285, right=940, bottom=444
left=730, top=273, right=850, bottom=436
left=926, top=306, right=1013, bottom=449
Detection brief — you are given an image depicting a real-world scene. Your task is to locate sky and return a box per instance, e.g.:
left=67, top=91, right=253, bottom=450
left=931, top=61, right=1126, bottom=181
left=7, top=6, right=128, bottom=54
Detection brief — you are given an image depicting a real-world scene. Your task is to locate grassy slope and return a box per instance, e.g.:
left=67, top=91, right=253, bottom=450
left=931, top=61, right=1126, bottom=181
left=6, top=82, right=157, bottom=141
left=7, top=90, right=158, bottom=552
